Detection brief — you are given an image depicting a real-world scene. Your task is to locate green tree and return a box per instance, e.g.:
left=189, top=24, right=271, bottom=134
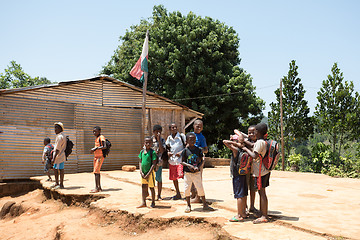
left=315, top=62, right=358, bottom=156
left=268, top=60, right=314, bottom=160
left=0, top=61, right=51, bottom=89
left=102, top=5, right=264, bottom=144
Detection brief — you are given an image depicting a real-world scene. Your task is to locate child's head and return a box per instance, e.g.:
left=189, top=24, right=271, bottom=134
left=93, top=126, right=101, bottom=137
left=169, top=123, right=178, bottom=135
left=255, top=123, right=268, bottom=139
left=248, top=125, right=256, bottom=142
left=231, top=134, right=244, bottom=144
left=193, top=119, right=203, bottom=134
left=186, top=132, right=196, bottom=147
left=153, top=124, right=162, bottom=136
left=43, top=137, right=50, bottom=146
left=54, top=122, right=64, bottom=134
left=144, top=136, right=152, bottom=150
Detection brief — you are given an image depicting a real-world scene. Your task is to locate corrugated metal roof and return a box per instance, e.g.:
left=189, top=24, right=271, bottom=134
left=0, top=75, right=203, bottom=117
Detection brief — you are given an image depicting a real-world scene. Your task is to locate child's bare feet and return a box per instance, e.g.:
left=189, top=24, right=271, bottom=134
left=185, top=206, right=191, bottom=213
left=136, top=204, right=147, bottom=208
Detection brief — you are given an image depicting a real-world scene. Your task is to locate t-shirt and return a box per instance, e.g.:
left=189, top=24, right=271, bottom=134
left=251, top=139, right=269, bottom=177
left=152, top=135, right=166, bottom=158
left=54, top=132, right=66, bottom=164
left=138, top=149, right=157, bottom=175
left=94, top=135, right=106, bottom=158
left=194, top=132, right=207, bottom=148
left=43, top=143, right=54, bottom=162
left=230, top=148, right=241, bottom=178
left=166, top=132, right=186, bottom=165
left=181, top=146, right=203, bottom=172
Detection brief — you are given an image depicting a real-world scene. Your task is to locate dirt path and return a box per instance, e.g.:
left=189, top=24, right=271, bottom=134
left=0, top=190, right=233, bottom=240
left=1, top=168, right=359, bottom=240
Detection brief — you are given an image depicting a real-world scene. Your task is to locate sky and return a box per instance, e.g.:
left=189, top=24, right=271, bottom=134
left=1, top=0, right=359, bottom=116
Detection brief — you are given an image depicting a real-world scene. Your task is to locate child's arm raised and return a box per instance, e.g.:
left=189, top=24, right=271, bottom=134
left=241, top=146, right=259, bottom=160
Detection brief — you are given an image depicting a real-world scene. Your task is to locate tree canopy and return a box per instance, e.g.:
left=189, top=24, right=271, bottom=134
left=0, top=61, right=51, bottom=89
left=315, top=63, right=358, bottom=155
left=268, top=60, right=314, bottom=157
left=102, top=5, right=264, bottom=145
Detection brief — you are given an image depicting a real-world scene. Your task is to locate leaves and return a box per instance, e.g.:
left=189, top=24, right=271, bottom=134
left=0, top=61, right=51, bottom=89
left=101, top=5, right=264, bottom=145
left=268, top=60, right=314, bottom=159
left=314, top=63, right=358, bottom=155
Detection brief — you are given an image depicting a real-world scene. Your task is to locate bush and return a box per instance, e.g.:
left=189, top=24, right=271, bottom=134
left=323, top=156, right=360, bottom=178
left=208, top=143, right=231, bottom=159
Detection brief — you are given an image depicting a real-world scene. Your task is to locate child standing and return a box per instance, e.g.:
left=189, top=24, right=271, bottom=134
left=90, top=126, right=107, bottom=193
left=42, top=137, right=53, bottom=181
left=223, top=134, right=248, bottom=221
left=137, top=137, right=157, bottom=208
left=243, top=125, right=258, bottom=214
left=191, top=119, right=207, bottom=203
left=151, top=125, right=166, bottom=200
left=181, top=132, right=214, bottom=213
left=166, top=123, right=186, bottom=200
left=241, top=123, right=270, bottom=224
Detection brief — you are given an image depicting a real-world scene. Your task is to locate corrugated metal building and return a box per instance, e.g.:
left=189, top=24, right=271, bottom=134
left=0, top=75, right=203, bottom=180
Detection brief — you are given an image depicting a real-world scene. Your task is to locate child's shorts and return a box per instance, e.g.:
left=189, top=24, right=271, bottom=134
left=44, top=159, right=53, bottom=172
left=184, top=171, right=205, bottom=197
left=155, top=166, right=162, bottom=182
left=246, top=172, right=257, bottom=192
left=141, top=170, right=155, bottom=188
left=232, top=174, right=248, bottom=198
left=93, top=156, right=104, bottom=174
left=53, top=162, right=64, bottom=170
left=169, top=164, right=184, bottom=180
left=252, top=172, right=271, bottom=190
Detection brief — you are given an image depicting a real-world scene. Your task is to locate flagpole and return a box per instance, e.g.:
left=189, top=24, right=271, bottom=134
left=141, top=30, right=149, bottom=144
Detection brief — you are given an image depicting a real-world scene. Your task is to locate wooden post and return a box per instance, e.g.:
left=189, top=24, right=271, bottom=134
left=141, top=71, right=148, bottom=144
left=141, top=30, right=149, bottom=145
left=280, top=78, right=285, bottom=171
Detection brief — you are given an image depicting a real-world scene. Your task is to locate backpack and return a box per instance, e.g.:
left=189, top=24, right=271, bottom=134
left=231, top=150, right=252, bottom=176
left=65, top=136, right=74, bottom=160
left=256, top=139, right=280, bottom=190
left=261, top=139, right=280, bottom=171
left=46, top=144, right=54, bottom=162
left=238, top=152, right=252, bottom=175
left=99, top=137, right=111, bottom=158
left=180, top=133, right=186, bottom=148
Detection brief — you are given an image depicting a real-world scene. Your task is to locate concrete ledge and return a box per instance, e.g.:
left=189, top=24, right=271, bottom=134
left=204, top=157, right=230, bottom=168
left=0, top=181, right=42, bottom=198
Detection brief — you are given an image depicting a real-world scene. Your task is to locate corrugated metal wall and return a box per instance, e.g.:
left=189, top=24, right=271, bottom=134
left=0, top=79, right=200, bottom=180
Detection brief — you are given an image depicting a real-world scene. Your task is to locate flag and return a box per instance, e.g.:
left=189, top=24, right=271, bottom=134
left=130, top=32, right=148, bottom=82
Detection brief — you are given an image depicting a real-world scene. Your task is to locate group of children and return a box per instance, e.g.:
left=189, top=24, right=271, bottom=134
left=138, top=120, right=213, bottom=213
left=138, top=120, right=271, bottom=224
left=42, top=120, right=271, bottom=223
left=223, top=123, right=270, bottom=224
left=42, top=123, right=108, bottom=192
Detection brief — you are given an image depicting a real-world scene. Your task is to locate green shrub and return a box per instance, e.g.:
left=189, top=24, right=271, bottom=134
left=208, top=143, right=231, bottom=159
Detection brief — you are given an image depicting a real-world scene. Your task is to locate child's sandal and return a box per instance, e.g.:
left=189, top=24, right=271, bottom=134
left=253, top=217, right=268, bottom=224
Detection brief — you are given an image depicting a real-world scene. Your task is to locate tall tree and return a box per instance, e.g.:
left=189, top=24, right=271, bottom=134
left=0, top=61, right=51, bottom=89
left=102, top=5, right=264, bottom=145
left=268, top=60, right=314, bottom=159
left=315, top=63, right=358, bottom=155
